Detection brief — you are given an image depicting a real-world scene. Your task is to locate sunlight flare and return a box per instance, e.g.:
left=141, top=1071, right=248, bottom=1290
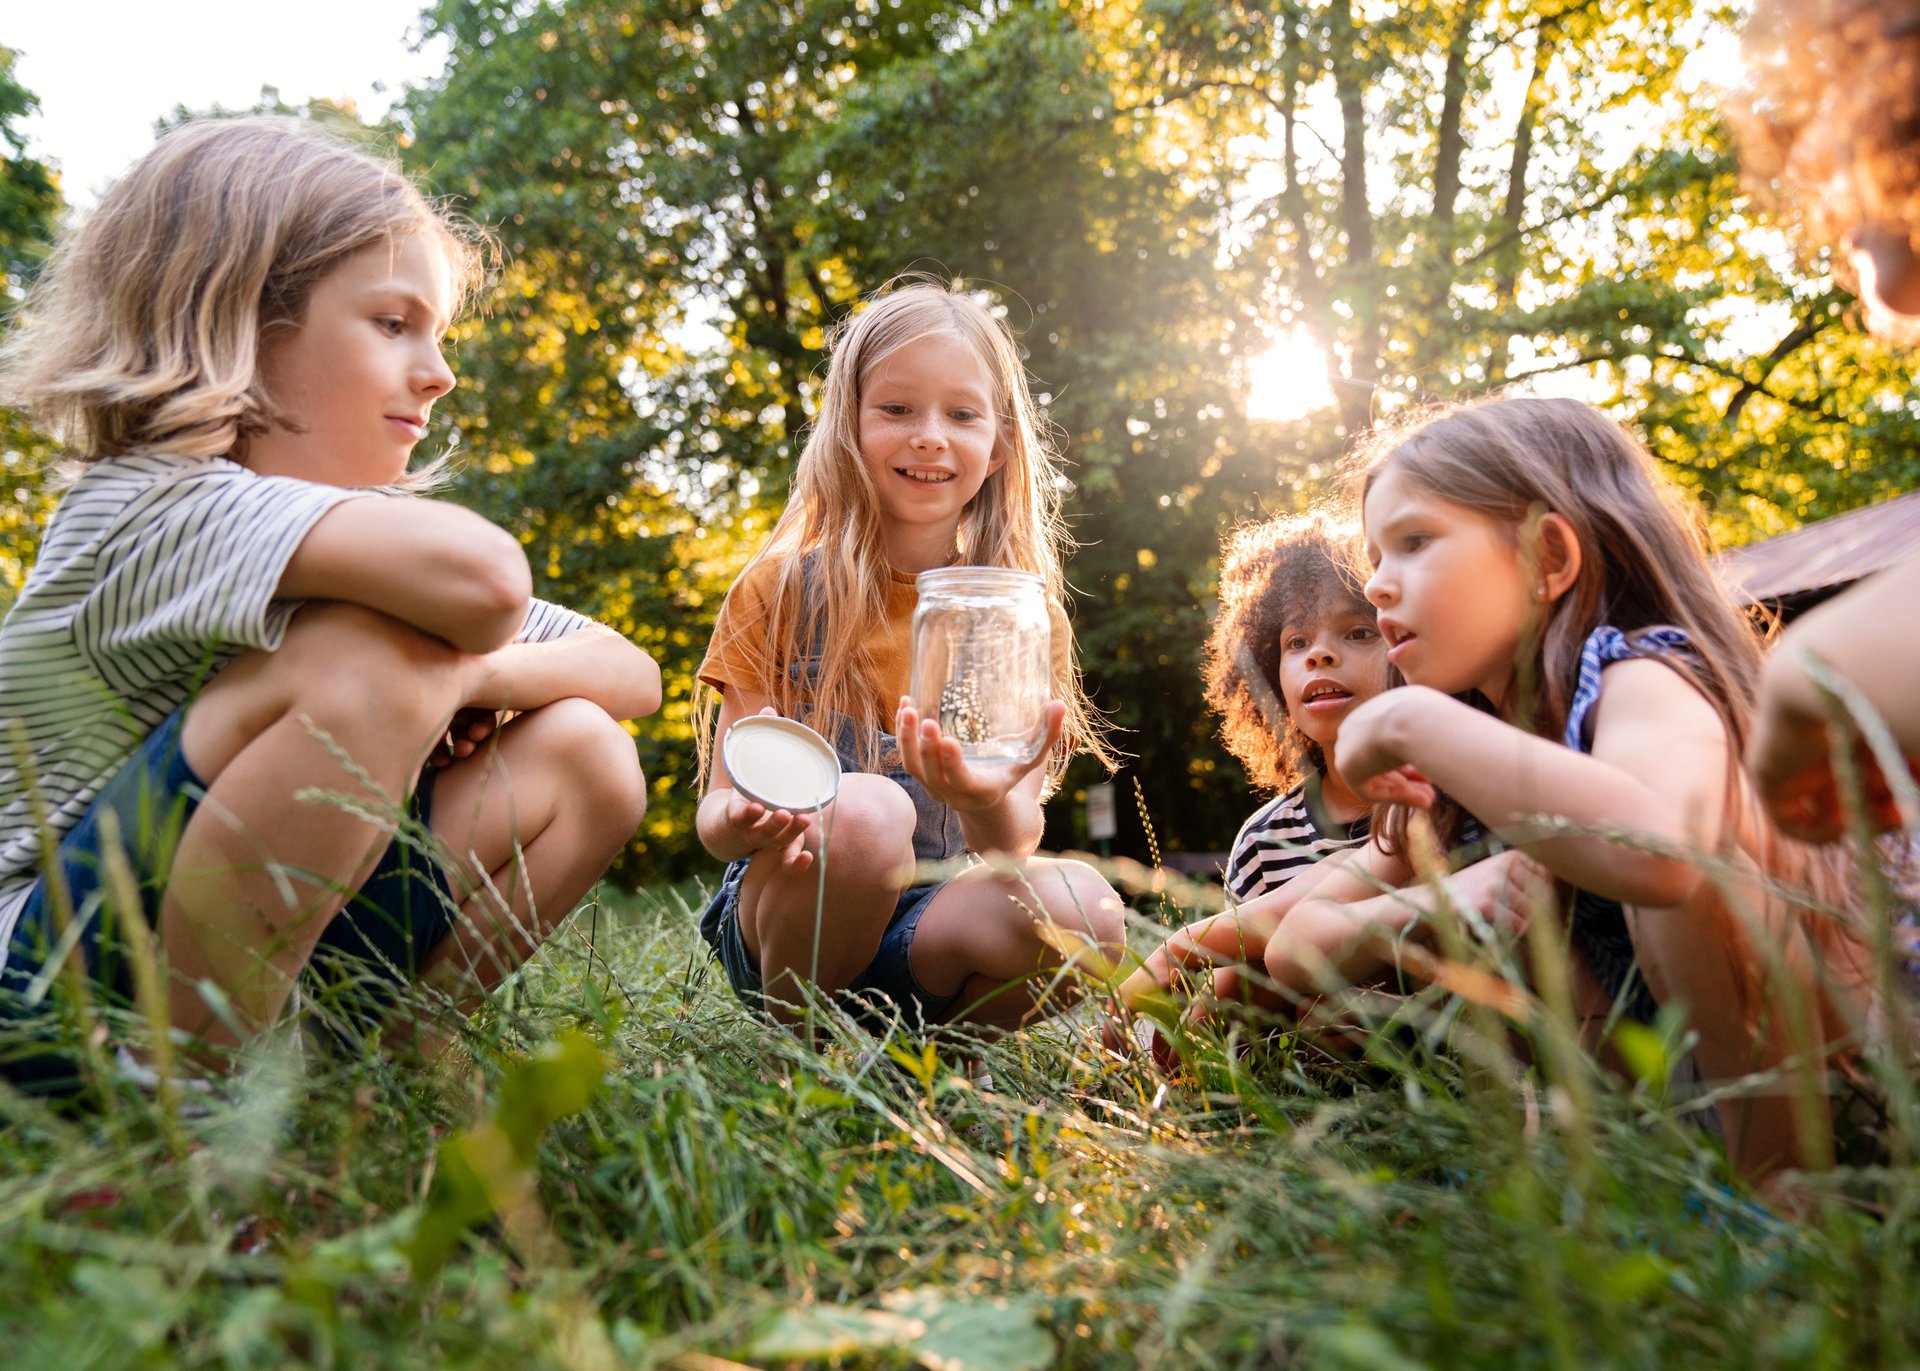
left=1245, top=330, right=1336, bottom=423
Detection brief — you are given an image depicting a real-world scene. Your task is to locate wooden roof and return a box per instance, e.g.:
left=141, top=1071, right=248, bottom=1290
left=1719, top=489, right=1920, bottom=606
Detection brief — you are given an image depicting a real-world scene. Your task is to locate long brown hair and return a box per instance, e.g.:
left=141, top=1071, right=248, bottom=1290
left=698, top=276, right=1115, bottom=786
left=1354, top=397, right=1861, bottom=953
left=0, top=117, right=486, bottom=464
left=1358, top=397, right=1764, bottom=766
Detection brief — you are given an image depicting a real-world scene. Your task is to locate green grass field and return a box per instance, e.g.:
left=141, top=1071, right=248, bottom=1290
left=2, top=874, right=1916, bottom=1370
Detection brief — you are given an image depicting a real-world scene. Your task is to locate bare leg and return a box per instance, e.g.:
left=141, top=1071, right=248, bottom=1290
left=421, top=697, right=647, bottom=1007
left=735, top=774, right=917, bottom=1022
left=1627, top=878, right=1828, bottom=1180
left=908, top=858, right=1126, bottom=1030
left=162, top=605, right=469, bottom=1051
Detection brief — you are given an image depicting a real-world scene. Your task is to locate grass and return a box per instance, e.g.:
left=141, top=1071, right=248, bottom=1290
left=1, top=872, right=1917, bottom=1371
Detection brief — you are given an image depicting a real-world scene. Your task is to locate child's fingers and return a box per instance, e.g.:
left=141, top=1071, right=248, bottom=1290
left=895, top=696, right=926, bottom=774
left=1760, top=768, right=1843, bottom=842
left=1358, top=766, right=1434, bottom=809
left=778, top=819, right=816, bottom=869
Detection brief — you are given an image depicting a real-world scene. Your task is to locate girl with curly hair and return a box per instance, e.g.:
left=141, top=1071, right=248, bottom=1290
left=1112, top=512, right=1391, bottom=1024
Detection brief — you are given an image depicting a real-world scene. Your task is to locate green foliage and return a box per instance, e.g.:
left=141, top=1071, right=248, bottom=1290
left=6, top=2, right=1920, bottom=870
left=0, top=45, right=62, bottom=610
left=405, top=1028, right=608, bottom=1280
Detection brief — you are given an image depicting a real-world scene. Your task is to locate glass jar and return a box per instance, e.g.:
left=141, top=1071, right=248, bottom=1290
left=909, top=566, right=1052, bottom=767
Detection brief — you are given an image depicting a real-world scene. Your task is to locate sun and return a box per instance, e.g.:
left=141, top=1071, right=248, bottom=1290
left=1244, top=329, right=1336, bottom=423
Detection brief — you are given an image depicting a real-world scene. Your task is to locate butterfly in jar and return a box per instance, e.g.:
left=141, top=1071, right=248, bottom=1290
left=939, top=675, right=989, bottom=743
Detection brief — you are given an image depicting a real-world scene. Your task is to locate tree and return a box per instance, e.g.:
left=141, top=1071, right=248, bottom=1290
left=0, top=44, right=63, bottom=608
left=403, top=0, right=1270, bottom=867
left=1124, top=0, right=1920, bottom=534
left=400, top=0, right=1920, bottom=874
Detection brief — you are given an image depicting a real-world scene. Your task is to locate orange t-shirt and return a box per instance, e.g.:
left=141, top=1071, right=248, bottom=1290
left=698, top=557, right=1072, bottom=732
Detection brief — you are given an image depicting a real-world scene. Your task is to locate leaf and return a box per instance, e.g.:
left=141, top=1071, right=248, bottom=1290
left=745, top=1290, right=1055, bottom=1371
left=1306, top=1324, right=1433, bottom=1371
left=495, top=1028, right=608, bottom=1162
left=883, top=1289, right=1057, bottom=1371
left=748, top=1304, right=926, bottom=1360
left=1612, top=1021, right=1672, bottom=1090
left=404, top=1030, right=608, bottom=1281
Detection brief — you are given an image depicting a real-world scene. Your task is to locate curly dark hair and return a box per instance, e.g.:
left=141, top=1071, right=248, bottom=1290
left=1730, top=0, right=1920, bottom=296
left=1203, top=510, right=1372, bottom=793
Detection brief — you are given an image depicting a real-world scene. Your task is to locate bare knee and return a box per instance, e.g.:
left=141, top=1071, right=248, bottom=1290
left=185, top=604, right=466, bottom=781
left=1040, top=858, right=1126, bottom=954
left=531, top=698, right=648, bottom=836
left=280, top=604, right=467, bottom=725
left=811, top=773, right=916, bottom=876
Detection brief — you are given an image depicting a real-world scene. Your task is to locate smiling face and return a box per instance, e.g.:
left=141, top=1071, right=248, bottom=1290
left=857, top=330, right=1004, bottom=570
left=1276, top=603, right=1387, bottom=755
left=248, top=233, right=456, bottom=487
left=1362, top=463, right=1537, bottom=702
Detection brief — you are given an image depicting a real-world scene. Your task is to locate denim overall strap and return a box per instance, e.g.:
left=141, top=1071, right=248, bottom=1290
left=793, top=556, right=967, bottom=864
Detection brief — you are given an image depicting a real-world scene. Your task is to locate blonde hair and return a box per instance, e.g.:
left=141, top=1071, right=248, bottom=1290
left=699, top=276, right=1114, bottom=785
left=0, top=116, right=486, bottom=462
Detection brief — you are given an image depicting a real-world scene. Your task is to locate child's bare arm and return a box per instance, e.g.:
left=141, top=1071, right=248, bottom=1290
left=468, top=626, right=660, bottom=721
left=1266, top=849, right=1551, bottom=997
left=695, top=689, right=816, bottom=866
left=1751, top=552, right=1920, bottom=840
left=1116, top=844, right=1402, bottom=1010
left=277, top=497, right=532, bottom=654
left=1337, top=673, right=1727, bottom=908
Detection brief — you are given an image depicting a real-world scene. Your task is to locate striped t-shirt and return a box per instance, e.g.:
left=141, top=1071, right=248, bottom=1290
left=0, top=452, right=590, bottom=964
left=1224, top=772, right=1372, bottom=902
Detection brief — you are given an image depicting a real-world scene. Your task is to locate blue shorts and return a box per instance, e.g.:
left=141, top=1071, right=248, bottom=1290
left=0, top=707, right=457, bottom=1091
left=700, top=859, right=959, bottom=1030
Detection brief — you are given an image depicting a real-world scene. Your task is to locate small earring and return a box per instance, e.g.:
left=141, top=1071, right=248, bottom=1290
left=1535, top=584, right=1548, bottom=601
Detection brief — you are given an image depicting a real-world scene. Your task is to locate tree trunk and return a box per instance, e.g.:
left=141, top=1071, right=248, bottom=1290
left=1490, top=20, right=1556, bottom=382
left=1432, top=2, right=1477, bottom=234
left=1330, top=0, right=1378, bottom=432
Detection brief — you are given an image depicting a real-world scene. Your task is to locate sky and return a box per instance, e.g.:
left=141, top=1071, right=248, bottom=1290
left=7, top=1, right=448, bottom=207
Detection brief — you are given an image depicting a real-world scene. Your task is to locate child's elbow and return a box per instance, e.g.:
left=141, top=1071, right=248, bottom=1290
left=1620, top=854, right=1705, bottom=910
left=451, top=531, right=534, bottom=651
left=634, top=651, right=664, bottom=718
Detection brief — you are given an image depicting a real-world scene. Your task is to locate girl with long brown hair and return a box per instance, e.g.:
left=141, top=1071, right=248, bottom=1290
left=1255, top=396, right=1869, bottom=1182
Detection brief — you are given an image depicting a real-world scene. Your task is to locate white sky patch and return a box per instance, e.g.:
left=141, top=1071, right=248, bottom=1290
left=8, top=0, right=449, bottom=207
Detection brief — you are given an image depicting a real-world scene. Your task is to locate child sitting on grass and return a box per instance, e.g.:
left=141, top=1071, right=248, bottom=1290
left=0, top=118, right=660, bottom=1090
left=1262, top=396, right=1868, bottom=1183
left=1115, top=512, right=1388, bottom=1019
left=693, top=279, right=1124, bottom=1035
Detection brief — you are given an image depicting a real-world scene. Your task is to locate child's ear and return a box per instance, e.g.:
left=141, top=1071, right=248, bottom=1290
left=1536, top=512, right=1582, bottom=602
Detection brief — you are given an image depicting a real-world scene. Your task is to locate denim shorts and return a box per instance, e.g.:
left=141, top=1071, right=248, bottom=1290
left=0, top=707, right=457, bottom=1091
left=701, top=860, right=960, bottom=1030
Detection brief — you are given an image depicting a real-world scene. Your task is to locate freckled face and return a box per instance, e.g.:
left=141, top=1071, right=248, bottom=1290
left=857, top=331, right=1004, bottom=566
left=1362, top=464, right=1535, bottom=702
left=1275, top=605, right=1387, bottom=753
left=249, top=234, right=456, bottom=488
